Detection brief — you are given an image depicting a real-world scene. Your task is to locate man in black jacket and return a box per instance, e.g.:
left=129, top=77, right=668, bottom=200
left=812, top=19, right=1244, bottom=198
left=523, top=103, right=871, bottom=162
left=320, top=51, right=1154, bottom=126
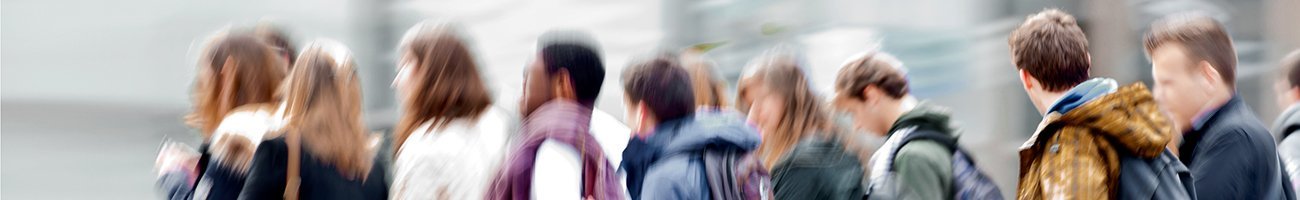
left=1145, top=13, right=1294, bottom=199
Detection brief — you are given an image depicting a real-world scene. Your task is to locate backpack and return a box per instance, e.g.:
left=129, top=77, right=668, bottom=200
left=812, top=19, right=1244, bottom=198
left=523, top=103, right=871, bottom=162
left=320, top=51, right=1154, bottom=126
left=867, top=129, right=1003, bottom=200
left=702, top=149, right=772, bottom=200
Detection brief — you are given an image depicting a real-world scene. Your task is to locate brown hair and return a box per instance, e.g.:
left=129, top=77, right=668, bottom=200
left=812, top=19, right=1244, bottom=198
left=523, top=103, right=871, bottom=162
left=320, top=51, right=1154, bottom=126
left=187, top=30, right=287, bottom=139
left=1143, top=13, right=1237, bottom=87
left=835, top=51, right=909, bottom=100
left=391, top=22, right=494, bottom=155
left=255, top=22, right=296, bottom=67
left=740, top=51, right=834, bottom=169
left=623, top=53, right=696, bottom=122
left=280, top=40, right=373, bottom=180
left=1281, top=50, right=1300, bottom=88
left=681, top=50, right=729, bottom=108
left=1009, top=9, right=1091, bottom=92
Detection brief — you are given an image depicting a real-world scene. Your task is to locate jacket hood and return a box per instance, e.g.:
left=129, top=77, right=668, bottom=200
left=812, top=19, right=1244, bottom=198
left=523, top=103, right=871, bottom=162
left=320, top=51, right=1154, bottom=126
left=1045, top=83, right=1174, bottom=158
left=657, top=111, right=761, bottom=154
left=1049, top=78, right=1119, bottom=114
left=1272, top=104, right=1300, bottom=139
left=887, top=102, right=957, bottom=137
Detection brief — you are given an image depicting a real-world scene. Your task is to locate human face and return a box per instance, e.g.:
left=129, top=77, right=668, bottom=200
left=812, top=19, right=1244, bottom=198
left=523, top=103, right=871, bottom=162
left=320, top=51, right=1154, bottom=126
left=393, top=52, right=416, bottom=103
left=746, top=84, right=785, bottom=136
left=1150, top=44, right=1212, bottom=131
left=519, top=56, right=552, bottom=117
left=1276, top=78, right=1298, bottom=110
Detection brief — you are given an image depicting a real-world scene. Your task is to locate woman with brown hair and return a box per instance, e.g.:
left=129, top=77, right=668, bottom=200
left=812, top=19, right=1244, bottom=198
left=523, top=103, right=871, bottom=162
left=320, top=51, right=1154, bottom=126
left=388, top=21, right=512, bottom=200
left=157, top=28, right=288, bottom=200
left=240, top=40, right=388, bottom=199
left=680, top=49, right=729, bottom=110
left=737, top=48, right=866, bottom=200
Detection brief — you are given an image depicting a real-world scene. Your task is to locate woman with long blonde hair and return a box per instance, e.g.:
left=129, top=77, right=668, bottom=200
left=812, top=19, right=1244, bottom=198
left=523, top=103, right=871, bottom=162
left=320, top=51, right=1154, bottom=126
left=388, top=21, right=512, bottom=200
left=737, top=48, right=866, bottom=200
left=240, top=40, right=388, bottom=199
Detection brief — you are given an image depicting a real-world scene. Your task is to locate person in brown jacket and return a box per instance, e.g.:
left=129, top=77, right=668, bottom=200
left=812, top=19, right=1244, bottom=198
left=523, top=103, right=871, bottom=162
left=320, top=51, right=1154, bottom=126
left=1007, top=9, right=1195, bottom=200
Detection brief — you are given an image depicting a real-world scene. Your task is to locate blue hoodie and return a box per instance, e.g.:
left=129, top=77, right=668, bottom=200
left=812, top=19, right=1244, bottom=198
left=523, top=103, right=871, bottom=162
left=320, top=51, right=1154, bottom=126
left=1047, top=78, right=1117, bottom=114
left=623, top=111, right=761, bottom=200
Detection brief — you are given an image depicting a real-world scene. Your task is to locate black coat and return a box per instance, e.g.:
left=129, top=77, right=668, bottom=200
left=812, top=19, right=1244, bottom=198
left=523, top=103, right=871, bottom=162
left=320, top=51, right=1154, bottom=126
left=240, top=137, right=388, bottom=200
left=1179, top=96, right=1294, bottom=200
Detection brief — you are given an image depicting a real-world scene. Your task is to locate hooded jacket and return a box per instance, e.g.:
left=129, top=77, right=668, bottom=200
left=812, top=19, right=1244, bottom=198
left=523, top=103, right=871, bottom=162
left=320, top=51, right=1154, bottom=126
left=634, top=111, right=762, bottom=200
left=1276, top=104, right=1300, bottom=194
left=866, top=102, right=956, bottom=200
left=1019, top=80, right=1193, bottom=200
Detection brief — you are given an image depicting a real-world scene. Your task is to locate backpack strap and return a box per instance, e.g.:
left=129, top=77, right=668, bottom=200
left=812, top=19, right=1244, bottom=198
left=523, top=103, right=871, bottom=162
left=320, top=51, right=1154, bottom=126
left=887, top=128, right=958, bottom=172
left=702, top=149, right=742, bottom=200
left=284, top=131, right=300, bottom=200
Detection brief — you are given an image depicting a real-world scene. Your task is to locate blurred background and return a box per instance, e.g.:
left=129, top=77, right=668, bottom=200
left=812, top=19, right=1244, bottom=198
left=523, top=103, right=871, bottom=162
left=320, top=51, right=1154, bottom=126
left=3, top=0, right=1299, bottom=198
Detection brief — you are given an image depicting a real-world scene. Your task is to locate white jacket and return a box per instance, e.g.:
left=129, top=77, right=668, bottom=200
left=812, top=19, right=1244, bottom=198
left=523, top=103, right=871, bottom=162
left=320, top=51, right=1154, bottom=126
left=391, top=107, right=515, bottom=200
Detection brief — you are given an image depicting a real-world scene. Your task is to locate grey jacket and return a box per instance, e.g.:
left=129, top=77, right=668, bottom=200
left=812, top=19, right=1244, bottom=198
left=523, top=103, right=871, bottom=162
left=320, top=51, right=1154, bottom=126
left=639, top=112, right=761, bottom=200
left=1273, top=104, right=1300, bottom=195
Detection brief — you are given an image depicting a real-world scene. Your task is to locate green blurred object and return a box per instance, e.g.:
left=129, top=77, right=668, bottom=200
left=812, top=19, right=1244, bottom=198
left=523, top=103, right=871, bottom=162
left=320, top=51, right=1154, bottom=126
left=689, top=41, right=729, bottom=52
left=760, top=22, right=787, bottom=36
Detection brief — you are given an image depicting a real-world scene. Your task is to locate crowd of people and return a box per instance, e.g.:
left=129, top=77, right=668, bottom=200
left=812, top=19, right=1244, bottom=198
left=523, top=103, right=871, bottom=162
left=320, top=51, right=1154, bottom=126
left=153, top=8, right=1300, bottom=200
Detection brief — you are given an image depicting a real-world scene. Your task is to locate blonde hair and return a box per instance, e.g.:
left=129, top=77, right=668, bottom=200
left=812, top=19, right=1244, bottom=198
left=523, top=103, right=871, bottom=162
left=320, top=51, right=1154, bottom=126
left=739, top=51, right=834, bottom=169
left=391, top=21, right=494, bottom=155
left=280, top=40, right=373, bottom=180
left=681, top=50, right=729, bottom=109
left=187, top=29, right=287, bottom=139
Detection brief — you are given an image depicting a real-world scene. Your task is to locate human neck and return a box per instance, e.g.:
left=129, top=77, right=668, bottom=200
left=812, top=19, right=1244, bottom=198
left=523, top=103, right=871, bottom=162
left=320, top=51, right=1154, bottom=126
left=878, top=96, right=918, bottom=134
left=1034, top=91, right=1066, bottom=115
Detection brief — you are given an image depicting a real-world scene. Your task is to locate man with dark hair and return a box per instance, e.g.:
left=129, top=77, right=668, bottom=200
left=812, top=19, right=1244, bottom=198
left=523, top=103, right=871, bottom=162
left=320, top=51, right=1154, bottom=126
left=488, top=31, right=627, bottom=200
left=1145, top=13, right=1294, bottom=199
left=1273, top=49, right=1300, bottom=195
left=1010, top=9, right=1194, bottom=200
left=619, top=53, right=761, bottom=199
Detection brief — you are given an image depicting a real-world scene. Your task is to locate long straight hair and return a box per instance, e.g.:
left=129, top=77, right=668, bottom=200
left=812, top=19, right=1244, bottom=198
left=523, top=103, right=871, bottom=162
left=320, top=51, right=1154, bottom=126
left=280, top=41, right=373, bottom=180
left=187, top=29, right=287, bottom=139
left=391, top=21, right=493, bottom=155
left=740, top=52, right=834, bottom=169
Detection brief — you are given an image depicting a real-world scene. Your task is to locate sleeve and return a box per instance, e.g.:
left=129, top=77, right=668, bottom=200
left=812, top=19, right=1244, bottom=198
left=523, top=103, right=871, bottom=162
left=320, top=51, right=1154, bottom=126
left=639, top=161, right=701, bottom=200
left=893, top=141, right=954, bottom=200
left=1187, top=131, right=1253, bottom=200
left=240, top=140, right=288, bottom=200
left=532, top=141, right=583, bottom=200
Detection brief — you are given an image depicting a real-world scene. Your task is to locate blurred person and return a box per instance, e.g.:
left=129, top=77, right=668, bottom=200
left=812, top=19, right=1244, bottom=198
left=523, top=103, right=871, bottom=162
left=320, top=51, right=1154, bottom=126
left=1275, top=49, right=1300, bottom=194
left=387, top=21, right=513, bottom=200
left=738, top=48, right=866, bottom=200
left=157, top=28, right=289, bottom=200
left=619, top=53, right=764, bottom=199
left=240, top=40, right=389, bottom=199
left=1009, top=9, right=1194, bottom=200
left=487, top=31, right=626, bottom=200
left=255, top=21, right=297, bottom=69
left=831, top=51, right=1002, bottom=200
left=1145, top=13, right=1296, bottom=199
left=681, top=48, right=730, bottom=110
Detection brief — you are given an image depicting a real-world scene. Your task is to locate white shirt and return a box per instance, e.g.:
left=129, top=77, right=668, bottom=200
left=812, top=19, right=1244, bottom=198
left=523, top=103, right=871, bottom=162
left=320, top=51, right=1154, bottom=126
left=391, top=107, right=514, bottom=200
left=531, top=110, right=631, bottom=199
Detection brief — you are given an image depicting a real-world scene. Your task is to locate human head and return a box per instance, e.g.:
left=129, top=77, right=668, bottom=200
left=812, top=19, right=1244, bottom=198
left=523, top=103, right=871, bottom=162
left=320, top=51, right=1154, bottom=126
left=519, top=30, right=606, bottom=116
left=187, top=29, right=288, bottom=138
left=1144, top=13, right=1237, bottom=131
left=281, top=40, right=372, bottom=180
left=255, top=21, right=296, bottom=68
left=622, top=53, right=696, bottom=134
left=831, top=51, right=910, bottom=135
left=1008, top=9, right=1092, bottom=114
left=1275, top=50, right=1300, bottom=109
left=738, top=48, right=832, bottom=168
left=391, top=21, right=494, bottom=154
left=681, top=49, right=729, bottom=109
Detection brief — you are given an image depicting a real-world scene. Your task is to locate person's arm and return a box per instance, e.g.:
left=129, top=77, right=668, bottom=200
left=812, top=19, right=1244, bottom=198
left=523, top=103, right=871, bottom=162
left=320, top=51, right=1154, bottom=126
left=893, top=141, right=953, bottom=200
left=532, top=141, right=582, bottom=200
left=1187, top=131, right=1253, bottom=200
left=240, top=139, right=288, bottom=200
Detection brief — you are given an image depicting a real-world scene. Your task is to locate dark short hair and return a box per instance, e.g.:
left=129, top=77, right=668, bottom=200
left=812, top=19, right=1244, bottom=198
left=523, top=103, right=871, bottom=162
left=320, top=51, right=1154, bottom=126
left=623, top=53, right=696, bottom=122
left=1143, top=13, right=1237, bottom=88
left=1282, top=50, right=1300, bottom=88
left=1008, top=9, right=1091, bottom=92
left=542, top=43, right=606, bottom=106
